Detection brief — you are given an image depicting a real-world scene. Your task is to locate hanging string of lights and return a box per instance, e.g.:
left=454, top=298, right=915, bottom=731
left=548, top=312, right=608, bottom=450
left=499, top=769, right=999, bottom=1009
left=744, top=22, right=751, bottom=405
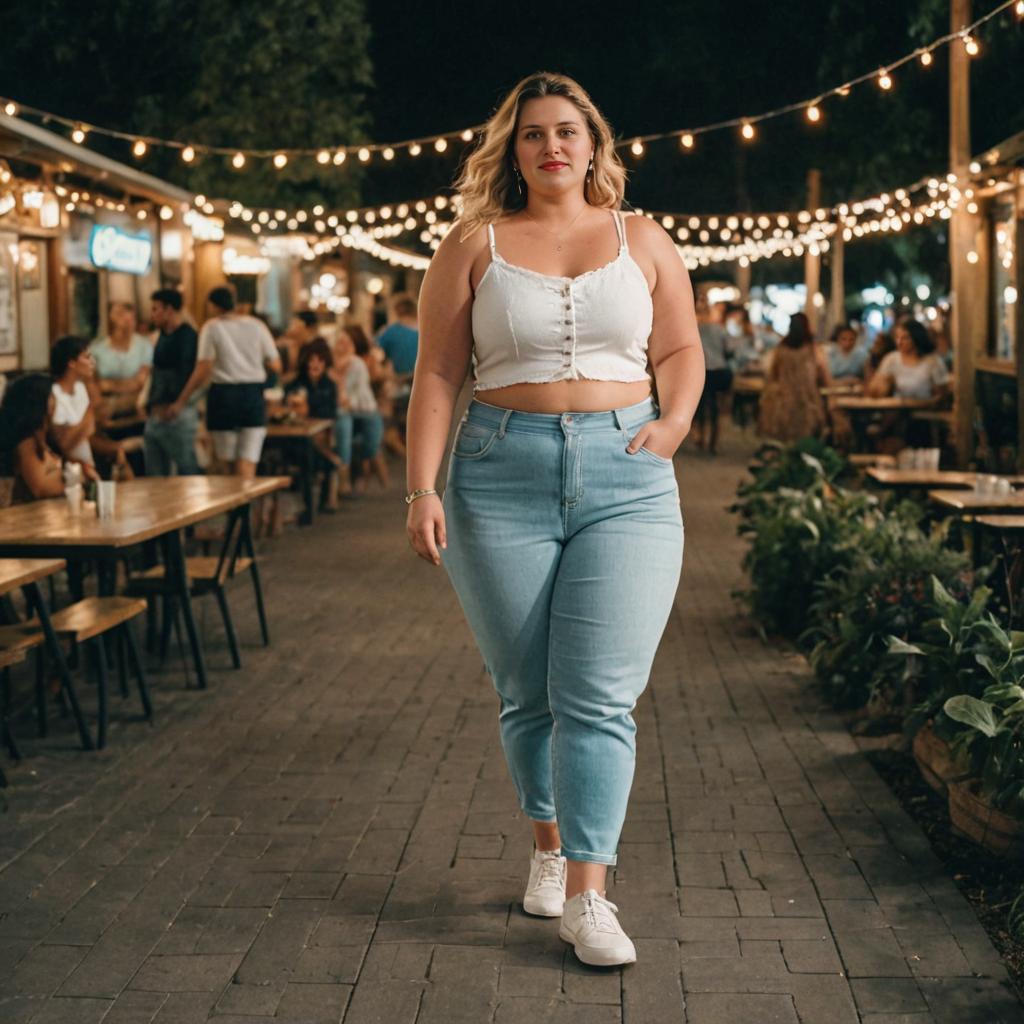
left=1, top=0, right=1019, bottom=171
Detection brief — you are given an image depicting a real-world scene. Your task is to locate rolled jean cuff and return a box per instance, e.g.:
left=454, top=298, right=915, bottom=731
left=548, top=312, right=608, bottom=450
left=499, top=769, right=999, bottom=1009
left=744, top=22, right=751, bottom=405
left=560, top=846, right=618, bottom=866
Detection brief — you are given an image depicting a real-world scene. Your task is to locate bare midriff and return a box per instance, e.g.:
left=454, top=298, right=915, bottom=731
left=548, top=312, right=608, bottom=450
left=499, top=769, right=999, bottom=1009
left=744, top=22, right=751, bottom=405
left=475, top=379, right=652, bottom=414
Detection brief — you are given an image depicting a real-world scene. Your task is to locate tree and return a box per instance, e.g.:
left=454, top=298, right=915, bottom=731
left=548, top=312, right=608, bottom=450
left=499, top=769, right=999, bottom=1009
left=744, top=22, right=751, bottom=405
left=0, top=0, right=374, bottom=208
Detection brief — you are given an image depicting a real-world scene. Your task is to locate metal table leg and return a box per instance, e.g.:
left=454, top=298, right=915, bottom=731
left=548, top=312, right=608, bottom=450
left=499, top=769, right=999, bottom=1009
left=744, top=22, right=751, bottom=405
left=161, top=529, right=207, bottom=689
left=239, top=504, right=270, bottom=646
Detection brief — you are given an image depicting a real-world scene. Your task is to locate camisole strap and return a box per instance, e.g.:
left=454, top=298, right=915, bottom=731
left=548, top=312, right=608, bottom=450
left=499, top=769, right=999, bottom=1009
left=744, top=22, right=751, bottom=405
left=486, top=223, right=497, bottom=258
left=613, top=210, right=628, bottom=253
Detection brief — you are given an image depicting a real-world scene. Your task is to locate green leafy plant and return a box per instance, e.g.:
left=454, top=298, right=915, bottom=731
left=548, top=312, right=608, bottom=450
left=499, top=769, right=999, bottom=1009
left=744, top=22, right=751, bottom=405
left=886, top=577, right=1018, bottom=739
left=943, top=685, right=1024, bottom=816
left=806, top=514, right=970, bottom=711
left=1010, top=889, right=1024, bottom=942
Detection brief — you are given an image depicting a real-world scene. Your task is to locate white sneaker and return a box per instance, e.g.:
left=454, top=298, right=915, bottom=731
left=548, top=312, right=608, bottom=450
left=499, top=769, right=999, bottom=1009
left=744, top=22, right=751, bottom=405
left=559, top=889, right=637, bottom=966
left=522, top=849, right=566, bottom=917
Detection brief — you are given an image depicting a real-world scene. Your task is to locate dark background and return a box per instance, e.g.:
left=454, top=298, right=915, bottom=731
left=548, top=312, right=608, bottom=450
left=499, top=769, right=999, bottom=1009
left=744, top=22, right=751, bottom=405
left=2, top=0, right=1023, bottom=290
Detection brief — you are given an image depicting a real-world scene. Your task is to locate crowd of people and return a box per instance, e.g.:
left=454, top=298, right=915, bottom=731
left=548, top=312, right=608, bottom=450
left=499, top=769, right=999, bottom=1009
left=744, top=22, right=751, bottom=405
left=0, top=287, right=420, bottom=516
left=692, top=294, right=952, bottom=454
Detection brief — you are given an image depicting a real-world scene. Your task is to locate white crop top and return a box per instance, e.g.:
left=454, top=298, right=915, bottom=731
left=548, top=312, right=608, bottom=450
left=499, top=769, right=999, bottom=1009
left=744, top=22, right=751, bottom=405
left=470, top=210, right=654, bottom=391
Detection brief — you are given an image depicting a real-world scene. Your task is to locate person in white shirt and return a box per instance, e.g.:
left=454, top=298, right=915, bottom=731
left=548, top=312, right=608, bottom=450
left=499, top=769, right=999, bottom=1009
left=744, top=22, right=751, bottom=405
left=49, top=335, right=97, bottom=468
left=170, top=287, right=283, bottom=478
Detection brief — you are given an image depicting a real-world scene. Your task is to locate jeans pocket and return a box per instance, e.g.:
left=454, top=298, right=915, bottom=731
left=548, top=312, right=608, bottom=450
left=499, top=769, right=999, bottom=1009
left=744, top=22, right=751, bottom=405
left=452, top=421, right=499, bottom=460
left=637, top=445, right=673, bottom=466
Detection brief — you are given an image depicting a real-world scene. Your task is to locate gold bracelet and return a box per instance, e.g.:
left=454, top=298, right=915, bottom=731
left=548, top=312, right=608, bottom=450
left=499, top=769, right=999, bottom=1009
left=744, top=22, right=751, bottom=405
left=404, top=488, right=438, bottom=505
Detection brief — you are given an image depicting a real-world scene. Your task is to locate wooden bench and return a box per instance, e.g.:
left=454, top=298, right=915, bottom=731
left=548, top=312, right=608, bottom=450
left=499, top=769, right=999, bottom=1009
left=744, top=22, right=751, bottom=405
left=0, top=622, right=46, bottom=761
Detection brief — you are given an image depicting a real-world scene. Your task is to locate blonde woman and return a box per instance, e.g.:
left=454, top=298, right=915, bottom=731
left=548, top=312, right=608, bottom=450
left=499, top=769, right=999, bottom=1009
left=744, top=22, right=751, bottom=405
left=405, top=72, right=704, bottom=966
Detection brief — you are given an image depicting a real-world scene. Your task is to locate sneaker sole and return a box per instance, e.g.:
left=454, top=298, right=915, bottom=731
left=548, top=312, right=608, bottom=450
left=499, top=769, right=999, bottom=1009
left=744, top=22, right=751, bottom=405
left=522, top=899, right=564, bottom=918
left=558, top=926, right=637, bottom=966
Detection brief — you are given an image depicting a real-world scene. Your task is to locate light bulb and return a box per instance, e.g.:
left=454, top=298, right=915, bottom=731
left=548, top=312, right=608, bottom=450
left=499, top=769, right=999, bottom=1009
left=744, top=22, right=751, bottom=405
left=71, top=126, right=87, bottom=144
left=383, top=147, right=395, bottom=161
left=358, top=147, right=371, bottom=162
left=231, top=152, right=246, bottom=169
left=461, top=129, right=474, bottom=142
left=630, top=140, right=644, bottom=156
left=409, top=143, right=422, bottom=156
left=963, top=34, right=979, bottom=57
left=434, top=138, right=448, bottom=153
left=3, top=102, right=17, bottom=116
left=273, top=153, right=288, bottom=169
left=159, top=205, right=173, bottom=221
left=920, top=49, right=933, bottom=67
left=132, top=139, right=148, bottom=158
left=806, top=104, right=821, bottom=124
left=333, top=150, right=346, bottom=165
left=878, top=69, right=893, bottom=91
left=680, top=133, right=694, bottom=149
left=182, top=145, right=196, bottom=163
left=316, top=149, right=330, bottom=164
left=741, top=122, right=755, bottom=141
left=966, top=250, right=979, bottom=264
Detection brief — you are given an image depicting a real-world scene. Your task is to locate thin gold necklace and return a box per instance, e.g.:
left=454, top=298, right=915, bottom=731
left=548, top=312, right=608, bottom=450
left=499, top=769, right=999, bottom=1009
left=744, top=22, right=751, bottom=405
left=524, top=206, right=588, bottom=252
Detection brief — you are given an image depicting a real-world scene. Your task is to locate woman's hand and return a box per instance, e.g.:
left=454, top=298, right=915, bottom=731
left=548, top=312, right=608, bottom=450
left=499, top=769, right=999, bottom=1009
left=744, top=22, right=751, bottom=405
left=406, top=494, right=446, bottom=566
left=626, top=417, right=690, bottom=460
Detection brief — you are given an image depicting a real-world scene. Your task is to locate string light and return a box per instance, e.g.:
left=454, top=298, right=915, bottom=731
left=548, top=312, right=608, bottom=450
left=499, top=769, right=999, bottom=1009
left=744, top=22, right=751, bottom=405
left=741, top=121, right=756, bottom=141
left=680, top=133, right=694, bottom=150
left=333, top=150, right=346, bottom=165
left=1017, top=0, right=1024, bottom=15
left=460, top=129, right=474, bottom=142
left=630, top=140, right=644, bottom=156
left=963, top=33, right=980, bottom=56
left=71, top=125, right=87, bottom=144
left=3, top=102, right=17, bottom=116
left=434, top=138, right=448, bottom=153
left=383, top=147, right=395, bottom=160
left=806, top=104, right=822, bottom=124
left=409, top=143, right=422, bottom=156
left=231, top=152, right=246, bottom=169
left=358, top=147, right=371, bottom=162
left=181, top=145, right=196, bottom=163
left=132, top=139, right=148, bottom=158
left=316, top=149, right=330, bottom=164
left=272, top=153, right=287, bottom=169
left=878, top=68, right=893, bottom=90
left=919, top=49, right=934, bottom=66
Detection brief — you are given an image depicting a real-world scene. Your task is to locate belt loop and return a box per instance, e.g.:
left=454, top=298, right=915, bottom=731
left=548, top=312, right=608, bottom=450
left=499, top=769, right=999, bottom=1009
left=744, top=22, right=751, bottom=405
left=497, top=408, right=514, bottom=438
left=612, top=406, right=629, bottom=438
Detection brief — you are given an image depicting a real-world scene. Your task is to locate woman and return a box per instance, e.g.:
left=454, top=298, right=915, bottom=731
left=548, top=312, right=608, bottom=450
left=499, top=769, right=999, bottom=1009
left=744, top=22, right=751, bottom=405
left=332, top=329, right=387, bottom=490
left=169, top=287, right=282, bottom=478
left=0, top=373, right=95, bottom=503
left=693, top=294, right=733, bottom=454
left=90, top=301, right=153, bottom=395
left=285, top=337, right=344, bottom=510
left=405, top=72, right=703, bottom=967
left=759, top=312, right=831, bottom=442
left=867, top=316, right=950, bottom=450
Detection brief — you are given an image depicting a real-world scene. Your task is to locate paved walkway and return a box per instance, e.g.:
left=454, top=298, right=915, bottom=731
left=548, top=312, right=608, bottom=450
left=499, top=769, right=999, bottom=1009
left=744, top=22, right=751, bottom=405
left=0, top=432, right=1020, bottom=1024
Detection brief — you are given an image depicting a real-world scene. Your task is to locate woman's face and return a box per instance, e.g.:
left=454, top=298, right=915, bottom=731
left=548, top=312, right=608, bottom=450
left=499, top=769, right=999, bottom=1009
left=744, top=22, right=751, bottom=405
left=514, top=95, right=593, bottom=198
left=894, top=325, right=914, bottom=356
left=73, top=349, right=95, bottom=379
left=837, top=328, right=857, bottom=352
left=111, top=304, right=136, bottom=333
left=334, top=332, right=355, bottom=359
left=307, top=354, right=326, bottom=381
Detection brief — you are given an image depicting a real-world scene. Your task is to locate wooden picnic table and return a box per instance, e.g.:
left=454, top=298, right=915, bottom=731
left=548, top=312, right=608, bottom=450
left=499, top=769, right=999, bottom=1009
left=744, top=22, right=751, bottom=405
left=0, top=558, right=92, bottom=754
left=265, top=419, right=334, bottom=526
left=975, top=515, right=1024, bottom=532
left=0, top=477, right=290, bottom=690
left=928, top=489, right=1024, bottom=513
left=867, top=468, right=1024, bottom=490
left=834, top=396, right=938, bottom=411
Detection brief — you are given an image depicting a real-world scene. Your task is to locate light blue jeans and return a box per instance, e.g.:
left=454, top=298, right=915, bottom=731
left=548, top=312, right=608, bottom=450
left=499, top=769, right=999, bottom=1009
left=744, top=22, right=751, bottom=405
left=334, top=411, right=384, bottom=464
left=441, top=397, right=684, bottom=865
left=144, top=407, right=200, bottom=475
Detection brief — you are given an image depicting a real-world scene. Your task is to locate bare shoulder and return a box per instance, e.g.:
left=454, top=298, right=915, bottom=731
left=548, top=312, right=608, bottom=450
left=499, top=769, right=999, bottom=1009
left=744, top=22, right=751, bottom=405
left=622, top=211, right=677, bottom=256
left=430, top=219, right=489, bottom=270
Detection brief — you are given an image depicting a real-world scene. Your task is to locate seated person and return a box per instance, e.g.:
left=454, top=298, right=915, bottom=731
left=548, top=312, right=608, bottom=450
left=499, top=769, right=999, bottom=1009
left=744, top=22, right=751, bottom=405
left=284, top=337, right=344, bottom=508
left=827, top=324, right=868, bottom=382
left=281, top=311, right=319, bottom=377
left=51, top=335, right=133, bottom=478
left=866, top=317, right=949, bottom=450
left=0, top=373, right=96, bottom=504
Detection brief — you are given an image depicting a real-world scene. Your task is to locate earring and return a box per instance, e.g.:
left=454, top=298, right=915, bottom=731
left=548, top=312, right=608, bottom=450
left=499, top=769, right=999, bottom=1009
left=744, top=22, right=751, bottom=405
left=514, top=168, right=524, bottom=196
left=586, top=158, right=594, bottom=181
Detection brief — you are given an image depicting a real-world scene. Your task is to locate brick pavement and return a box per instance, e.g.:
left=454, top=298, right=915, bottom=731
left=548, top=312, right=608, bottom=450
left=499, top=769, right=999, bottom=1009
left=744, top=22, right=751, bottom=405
left=1, top=431, right=1021, bottom=1023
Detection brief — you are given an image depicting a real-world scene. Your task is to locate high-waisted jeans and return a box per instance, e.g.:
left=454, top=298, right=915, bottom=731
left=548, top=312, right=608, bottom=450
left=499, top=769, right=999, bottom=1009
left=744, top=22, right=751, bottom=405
left=441, top=396, right=684, bottom=865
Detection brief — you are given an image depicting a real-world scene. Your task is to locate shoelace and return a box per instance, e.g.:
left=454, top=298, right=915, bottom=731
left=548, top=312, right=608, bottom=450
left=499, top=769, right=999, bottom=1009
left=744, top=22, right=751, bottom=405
left=535, top=854, right=565, bottom=890
left=581, top=891, right=621, bottom=933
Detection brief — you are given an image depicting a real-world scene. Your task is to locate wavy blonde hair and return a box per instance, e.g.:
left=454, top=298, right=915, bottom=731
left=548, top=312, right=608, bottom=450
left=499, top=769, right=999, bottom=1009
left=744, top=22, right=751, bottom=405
left=455, top=71, right=626, bottom=238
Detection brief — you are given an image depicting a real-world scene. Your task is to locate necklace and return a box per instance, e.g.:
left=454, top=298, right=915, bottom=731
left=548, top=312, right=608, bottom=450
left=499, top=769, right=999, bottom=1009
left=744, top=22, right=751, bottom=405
left=524, top=206, right=588, bottom=252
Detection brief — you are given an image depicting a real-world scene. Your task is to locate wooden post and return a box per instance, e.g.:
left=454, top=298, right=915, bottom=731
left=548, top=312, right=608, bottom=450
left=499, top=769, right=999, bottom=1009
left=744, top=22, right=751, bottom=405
left=804, top=169, right=822, bottom=334
left=950, top=0, right=975, bottom=467
left=1015, top=169, right=1024, bottom=472
left=827, top=222, right=846, bottom=335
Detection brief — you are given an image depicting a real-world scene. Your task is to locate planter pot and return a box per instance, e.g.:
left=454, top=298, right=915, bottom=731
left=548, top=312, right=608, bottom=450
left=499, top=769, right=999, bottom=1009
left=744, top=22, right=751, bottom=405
left=947, top=779, right=1024, bottom=857
left=912, top=722, right=968, bottom=795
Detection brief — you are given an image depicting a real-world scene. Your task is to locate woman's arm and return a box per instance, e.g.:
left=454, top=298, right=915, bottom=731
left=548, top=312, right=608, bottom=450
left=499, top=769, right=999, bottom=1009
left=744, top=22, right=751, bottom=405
left=866, top=359, right=895, bottom=397
left=623, top=217, right=704, bottom=458
left=16, top=439, right=64, bottom=498
left=405, top=222, right=481, bottom=564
